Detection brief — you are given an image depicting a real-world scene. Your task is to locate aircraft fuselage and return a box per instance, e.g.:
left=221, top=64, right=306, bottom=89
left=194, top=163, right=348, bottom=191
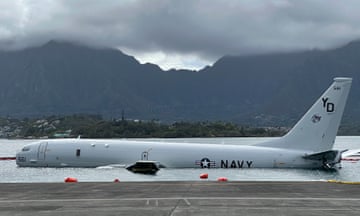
left=16, top=139, right=321, bottom=169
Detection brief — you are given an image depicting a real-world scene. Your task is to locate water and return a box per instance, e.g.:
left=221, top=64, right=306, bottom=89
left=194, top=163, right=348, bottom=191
left=1, top=137, right=359, bottom=183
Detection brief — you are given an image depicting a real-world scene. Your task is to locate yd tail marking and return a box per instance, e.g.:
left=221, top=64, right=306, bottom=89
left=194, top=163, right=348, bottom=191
left=322, top=97, right=334, bottom=113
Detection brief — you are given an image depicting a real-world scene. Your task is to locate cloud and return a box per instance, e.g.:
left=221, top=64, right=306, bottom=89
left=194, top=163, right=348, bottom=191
left=1, top=0, right=360, bottom=69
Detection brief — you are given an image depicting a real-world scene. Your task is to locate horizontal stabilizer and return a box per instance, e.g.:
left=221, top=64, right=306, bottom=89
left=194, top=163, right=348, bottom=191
left=303, top=150, right=340, bottom=161
left=303, top=150, right=346, bottom=169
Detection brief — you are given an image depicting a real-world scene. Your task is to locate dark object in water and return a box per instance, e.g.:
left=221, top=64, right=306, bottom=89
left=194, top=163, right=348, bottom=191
left=126, top=160, right=160, bottom=174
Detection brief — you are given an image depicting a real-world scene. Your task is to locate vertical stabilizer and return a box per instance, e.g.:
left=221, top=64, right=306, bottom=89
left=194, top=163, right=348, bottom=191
left=257, top=77, right=352, bottom=152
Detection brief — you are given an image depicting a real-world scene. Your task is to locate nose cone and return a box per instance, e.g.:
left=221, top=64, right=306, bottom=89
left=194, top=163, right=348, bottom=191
left=16, top=150, right=28, bottom=166
left=16, top=152, right=26, bottom=166
left=16, top=143, right=38, bottom=167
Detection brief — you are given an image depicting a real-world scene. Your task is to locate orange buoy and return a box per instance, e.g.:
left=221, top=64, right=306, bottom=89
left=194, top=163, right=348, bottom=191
left=217, top=177, right=228, bottom=182
left=64, top=177, right=78, bottom=183
left=114, top=178, right=120, bottom=182
left=200, top=173, right=208, bottom=179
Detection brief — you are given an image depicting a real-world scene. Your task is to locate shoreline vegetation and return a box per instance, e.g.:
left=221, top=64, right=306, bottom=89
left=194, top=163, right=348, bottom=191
left=0, top=114, right=358, bottom=139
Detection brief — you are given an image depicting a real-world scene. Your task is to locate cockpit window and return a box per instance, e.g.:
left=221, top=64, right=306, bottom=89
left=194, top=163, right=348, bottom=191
left=22, top=147, right=31, bottom=152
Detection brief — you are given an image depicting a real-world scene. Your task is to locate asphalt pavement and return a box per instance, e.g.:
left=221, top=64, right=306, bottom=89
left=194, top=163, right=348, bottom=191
left=0, top=181, right=359, bottom=216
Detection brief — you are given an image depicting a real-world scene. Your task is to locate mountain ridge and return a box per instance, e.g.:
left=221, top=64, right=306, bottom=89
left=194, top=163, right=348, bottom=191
left=0, top=40, right=359, bottom=127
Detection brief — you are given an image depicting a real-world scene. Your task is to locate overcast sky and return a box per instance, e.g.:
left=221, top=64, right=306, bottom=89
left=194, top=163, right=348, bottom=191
left=1, top=0, right=360, bottom=70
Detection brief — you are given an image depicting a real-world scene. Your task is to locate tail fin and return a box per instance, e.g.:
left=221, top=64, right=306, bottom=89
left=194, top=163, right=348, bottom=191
left=257, top=77, right=352, bottom=152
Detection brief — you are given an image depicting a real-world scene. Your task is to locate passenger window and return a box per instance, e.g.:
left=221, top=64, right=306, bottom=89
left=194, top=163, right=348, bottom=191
left=76, top=149, right=81, bottom=157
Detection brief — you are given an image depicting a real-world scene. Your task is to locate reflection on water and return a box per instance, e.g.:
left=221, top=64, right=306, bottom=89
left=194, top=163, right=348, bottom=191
left=0, top=137, right=359, bottom=183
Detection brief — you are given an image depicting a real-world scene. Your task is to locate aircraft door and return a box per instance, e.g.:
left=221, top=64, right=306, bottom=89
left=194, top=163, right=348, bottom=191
left=37, top=142, right=48, bottom=161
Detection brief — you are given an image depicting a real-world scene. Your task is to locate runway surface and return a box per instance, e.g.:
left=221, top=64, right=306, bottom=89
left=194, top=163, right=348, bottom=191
left=1, top=181, right=359, bottom=216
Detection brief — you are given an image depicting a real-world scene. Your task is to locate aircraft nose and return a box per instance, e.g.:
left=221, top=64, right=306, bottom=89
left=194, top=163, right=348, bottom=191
left=16, top=144, right=36, bottom=166
left=16, top=152, right=27, bottom=165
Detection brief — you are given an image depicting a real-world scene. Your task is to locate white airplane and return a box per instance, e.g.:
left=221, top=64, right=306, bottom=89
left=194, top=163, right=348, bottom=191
left=16, top=77, right=352, bottom=172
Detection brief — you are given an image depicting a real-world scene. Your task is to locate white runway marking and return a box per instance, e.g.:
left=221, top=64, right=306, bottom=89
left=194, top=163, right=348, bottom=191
left=183, top=199, right=191, bottom=206
left=1, top=197, right=360, bottom=203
